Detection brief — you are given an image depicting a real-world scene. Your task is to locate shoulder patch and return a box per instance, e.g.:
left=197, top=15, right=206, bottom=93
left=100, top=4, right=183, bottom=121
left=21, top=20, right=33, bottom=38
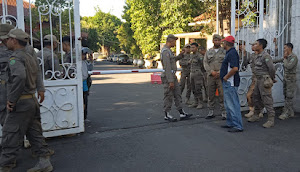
left=10, top=59, right=16, bottom=65
left=290, top=58, right=295, bottom=62
left=265, top=58, right=270, bottom=62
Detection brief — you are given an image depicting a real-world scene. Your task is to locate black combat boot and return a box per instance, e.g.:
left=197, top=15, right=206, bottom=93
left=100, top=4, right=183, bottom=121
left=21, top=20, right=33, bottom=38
left=164, top=112, right=177, bottom=122
left=178, top=109, right=193, bottom=120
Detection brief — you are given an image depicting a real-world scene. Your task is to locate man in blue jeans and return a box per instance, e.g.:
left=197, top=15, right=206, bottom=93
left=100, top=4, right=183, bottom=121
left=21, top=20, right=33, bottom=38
left=220, top=36, right=243, bottom=132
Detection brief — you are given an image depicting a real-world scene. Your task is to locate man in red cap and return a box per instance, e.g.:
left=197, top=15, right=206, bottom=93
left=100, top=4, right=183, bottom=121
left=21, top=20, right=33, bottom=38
left=220, top=35, right=243, bottom=132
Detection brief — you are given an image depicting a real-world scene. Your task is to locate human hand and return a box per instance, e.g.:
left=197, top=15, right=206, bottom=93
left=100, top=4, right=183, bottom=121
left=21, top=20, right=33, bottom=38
left=211, top=71, right=217, bottom=77
left=216, top=71, right=220, bottom=77
left=6, top=101, right=15, bottom=112
left=38, top=91, right=45, bottom=103
left=89, top=54, right=93, bottom=61
left=169, top=82, right=174, bottom=90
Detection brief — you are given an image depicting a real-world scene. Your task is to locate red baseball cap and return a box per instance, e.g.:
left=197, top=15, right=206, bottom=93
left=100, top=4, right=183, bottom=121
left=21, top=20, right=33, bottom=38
left=221, top=36, right=235, bottom=43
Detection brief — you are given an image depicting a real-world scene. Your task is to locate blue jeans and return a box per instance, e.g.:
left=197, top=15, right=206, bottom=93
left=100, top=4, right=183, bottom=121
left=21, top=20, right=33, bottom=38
left=222, top=81, right=243, bottom=130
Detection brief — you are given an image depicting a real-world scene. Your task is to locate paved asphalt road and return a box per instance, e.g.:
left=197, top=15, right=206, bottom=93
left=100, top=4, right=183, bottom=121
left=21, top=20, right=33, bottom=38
left=15, top=61, right=300, bottom=172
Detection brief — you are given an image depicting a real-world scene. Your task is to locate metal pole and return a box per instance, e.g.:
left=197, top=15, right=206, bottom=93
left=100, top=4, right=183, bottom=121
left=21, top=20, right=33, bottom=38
left=216, top=0, right=219, bottom=34
left=89, top=68, right=183, bottom=75
left=231, top=0, right=236, bottom=36
left=74, top=0, right=84, bottom=133
left=2, top=0, right=7, bottom=23
left=259, top=0, right=264, bottom=38
left=74, top=0, right=82, bottom=63
left=16, top=0, right=25, bottom=30
left=29, top=0, right=33, bottom=45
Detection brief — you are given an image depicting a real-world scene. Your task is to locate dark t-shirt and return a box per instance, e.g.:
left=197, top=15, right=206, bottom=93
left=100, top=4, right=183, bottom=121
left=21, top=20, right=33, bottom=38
left=220, top=47, right=240, bottom=87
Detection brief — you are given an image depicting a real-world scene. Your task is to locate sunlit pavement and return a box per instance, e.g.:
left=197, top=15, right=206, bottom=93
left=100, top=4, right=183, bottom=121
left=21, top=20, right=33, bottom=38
left=14, top=60, right=300, bottom=172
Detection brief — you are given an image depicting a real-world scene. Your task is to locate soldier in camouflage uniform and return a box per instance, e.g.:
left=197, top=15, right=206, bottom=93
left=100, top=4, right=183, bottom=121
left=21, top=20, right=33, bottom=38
left=273, top=43, right=298, bottom=120
left=199, top=47, right=208, bottom=102
left=62, top=36, right=73, bottom=63
left=188, top=43, right=206, bottom=109
left=0, top=24, right=14, bottom=126
left=238, top=40, right=251, bottom=70
left=203, top=34, right=226, bottom=119
left=179, top=44, right=192, bottom=104
left=0, top=29, right=53, bottom=172
left=62, top=36, right=76, bottom=79
left=248, top=39, right=276, bottom=128
left=1, top=24, right=45, bottom=122
left=1, top=24, right=52, bottom=159
left=244, top=43, right=264, bottom=119
left=160, top=34, right=192, bottom=122
left=37, top=35, right=61, bottom=79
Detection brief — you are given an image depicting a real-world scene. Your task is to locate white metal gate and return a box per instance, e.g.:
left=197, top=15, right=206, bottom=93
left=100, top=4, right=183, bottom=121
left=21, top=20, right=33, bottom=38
left=231, top=0, right=290, bottom=109
left=1, top=0, right=84, bottom=137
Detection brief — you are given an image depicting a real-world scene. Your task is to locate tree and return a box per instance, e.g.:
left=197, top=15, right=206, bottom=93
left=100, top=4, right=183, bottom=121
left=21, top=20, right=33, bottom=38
left=127, top=0, right=162, bottom=56
left=126, top=0, right=212, bottom=55
left=116, top=2, right=142, bottom=56
left=160, top=0, right=208, bottom=41
left=81, top=16, right=100, bottom=51
left=81, top=8, right=122, bottom=54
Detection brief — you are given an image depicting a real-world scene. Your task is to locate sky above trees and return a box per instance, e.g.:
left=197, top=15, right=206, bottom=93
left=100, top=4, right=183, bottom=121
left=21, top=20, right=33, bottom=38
left=80, top=0, right=125, bottom=20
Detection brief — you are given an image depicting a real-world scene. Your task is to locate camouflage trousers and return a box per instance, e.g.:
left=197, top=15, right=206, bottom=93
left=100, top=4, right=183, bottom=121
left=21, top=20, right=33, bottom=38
left=246, top=76, right=257, bottom=108
left=190, top=71, right=204, bottom=102
left=180, top=69, right=192, bottom=99
left=207, top=75, right=224, bottom=111
left=283, top=75, right=297, bottom=114
left=161, top=75, right=182, bottom=112
left=252, top=77, right=275, bottom=121
left=203, top=73, right=208, bottom=101
left=0, top=97, right=52, bottom=168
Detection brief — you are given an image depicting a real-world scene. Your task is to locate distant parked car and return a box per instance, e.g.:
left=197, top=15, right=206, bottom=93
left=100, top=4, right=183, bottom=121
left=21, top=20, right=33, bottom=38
left=128, top=58, right=133, bottom=64
left=107, top=55, right=113, bottom=61
left=117, top=54, right=130, bottom=65
left=112, top=55, right=118, bottom=62
left=133, top=59, right=138, bottom=66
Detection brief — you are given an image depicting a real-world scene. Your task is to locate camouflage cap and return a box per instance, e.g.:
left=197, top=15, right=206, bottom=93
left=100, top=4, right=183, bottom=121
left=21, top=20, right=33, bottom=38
left=167, top=34, right=178, bottom=40
left=44, top=34, right=60, bottom=44
left=4, top=29, right=29, bottom=42
left=0, top=24, right=15, bottom=40
left=213, top=34, right=222, bottom=40
left=184, top=44, right=191, bottom=48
